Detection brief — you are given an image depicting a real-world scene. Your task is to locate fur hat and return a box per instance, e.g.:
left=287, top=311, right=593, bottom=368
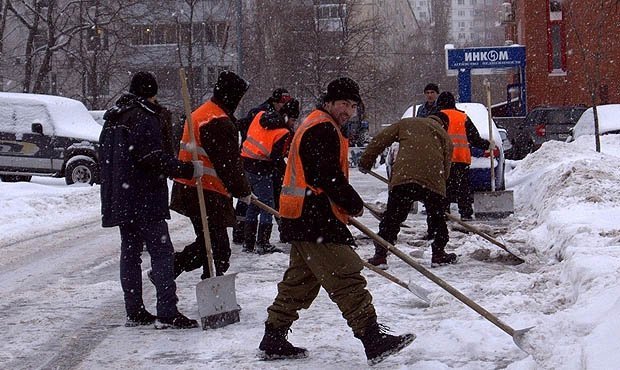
left=213, top=71, right=249, bottom=113
left=129, top=71, right=158, bottom=98
left=436, top=91, right=456, bottom=110
left=424, top=83, right=439, bottom=93
left=324, top=77, right=361, bottom=104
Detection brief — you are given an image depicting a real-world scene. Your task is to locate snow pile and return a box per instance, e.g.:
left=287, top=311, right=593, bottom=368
left=505, top=135, right=620, bottom=368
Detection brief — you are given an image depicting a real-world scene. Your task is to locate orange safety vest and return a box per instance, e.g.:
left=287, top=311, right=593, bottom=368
left=443, top=108, right=471, bottom=164
left=279, top=109, right=350, bottom=224
left=175, top=100, right=230, bottom=197
left=241, top=111, right=290, bottom=161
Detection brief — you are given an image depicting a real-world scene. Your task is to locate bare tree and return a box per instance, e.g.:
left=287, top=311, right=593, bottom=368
left=565, top=0, right=616, bottom=152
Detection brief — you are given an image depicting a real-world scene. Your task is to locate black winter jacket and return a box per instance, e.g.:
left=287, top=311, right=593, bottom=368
left=280, top=112, right=363, bottom=245
left=99, top=94, right=194, bottom=227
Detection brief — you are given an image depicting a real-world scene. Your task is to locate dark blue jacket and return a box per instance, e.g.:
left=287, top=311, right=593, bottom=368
left=99, top=94, right=194, bottom=227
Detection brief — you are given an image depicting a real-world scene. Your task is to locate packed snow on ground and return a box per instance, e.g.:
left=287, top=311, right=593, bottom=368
left=1, top=134, right=619, bottom=369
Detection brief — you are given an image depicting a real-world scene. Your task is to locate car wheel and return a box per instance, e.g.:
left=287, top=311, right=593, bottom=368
left=65, top=158, right=98, bottom=185
left=0, top=174, right=32, bottom=182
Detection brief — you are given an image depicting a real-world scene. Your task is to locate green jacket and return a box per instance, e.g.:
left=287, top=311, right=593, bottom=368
left=358, top=116, right=453, bottom=197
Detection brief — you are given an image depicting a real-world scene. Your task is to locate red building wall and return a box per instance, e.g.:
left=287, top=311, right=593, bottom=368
left=508, top=0, right=620, bottom=110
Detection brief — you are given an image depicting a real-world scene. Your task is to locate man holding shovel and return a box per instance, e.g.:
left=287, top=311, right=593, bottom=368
left=258, top=77, right=414, bottom=365
left=99, top=71, right=202, bottom=329
left=358, top=112, right=456, bottom=269
left=436, top=91, right=492, bottom=221
left=170, top=71, right=252, bottom=280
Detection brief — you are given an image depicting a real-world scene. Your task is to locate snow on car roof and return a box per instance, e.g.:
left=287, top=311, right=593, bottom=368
left=572, top=104, right=620, bottom=139
left=402, top=102, right=502, bottom=148
left=0, top=92, right=101, bottom=142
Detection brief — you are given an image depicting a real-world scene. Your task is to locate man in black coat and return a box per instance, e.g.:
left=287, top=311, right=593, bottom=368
left=99, top=71, right=201, bottom=329
left=170, top=71, right=252, bottom=280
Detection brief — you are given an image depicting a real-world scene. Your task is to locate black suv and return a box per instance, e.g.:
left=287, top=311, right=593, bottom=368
left=526, top=106, right=587, bottom=150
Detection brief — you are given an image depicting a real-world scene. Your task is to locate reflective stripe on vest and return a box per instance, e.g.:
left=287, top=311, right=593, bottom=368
left=175, top=100, right=230, bottom=196
left=241, top=111, right=289, bottom=161
left=443, top=108, right=471, bottom=164
left=279, top=109, right=350, bottom=224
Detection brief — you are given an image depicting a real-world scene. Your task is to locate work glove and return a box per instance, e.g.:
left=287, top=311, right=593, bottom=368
left=358, top=165, right=369, bottom=174
left=239, top=193, right=254, bottom=205
left=192, top=160, right=204, bottom=178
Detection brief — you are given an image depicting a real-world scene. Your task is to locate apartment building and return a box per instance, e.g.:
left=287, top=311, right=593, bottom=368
left=504, top=0, right=620, bottom=109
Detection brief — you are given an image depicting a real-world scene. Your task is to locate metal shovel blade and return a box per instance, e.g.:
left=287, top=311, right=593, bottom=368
left=473, top=190, right=515, bottom=219
left=195, top=273, right=241, bottom=330
left=513, top=326, right=535, bottom=354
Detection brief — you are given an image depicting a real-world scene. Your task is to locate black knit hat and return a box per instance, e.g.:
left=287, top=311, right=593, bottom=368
left=129, top=71, right=158, bottom=98
left=424, top=83, right=439, bottom=93
left=436, top=91, right=456, bottom=110
left=270, top=88, right=292, bottom=104
left=213, top=70, right=249, bottom=113
left=324, top=77, right=361, bottom=104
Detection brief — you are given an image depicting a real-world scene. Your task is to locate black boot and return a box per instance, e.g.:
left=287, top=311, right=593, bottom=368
left=232, top=220, right=245, bottom=244
left=258, top=323, right=308, bottom=360
left=356, top=323, right=415, bottom=365
left=242, top=222, right=258, bottom=253
left=431, top=243, right=457, bottom=267
left=256, top=224, right=283, bottom=255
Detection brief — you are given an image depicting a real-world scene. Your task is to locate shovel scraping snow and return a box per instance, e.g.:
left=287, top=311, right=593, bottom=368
left=180, top=68, right=240, bottom=329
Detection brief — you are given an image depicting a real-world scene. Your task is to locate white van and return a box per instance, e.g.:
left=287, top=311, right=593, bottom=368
left=0, top=92, right=102, bottom=184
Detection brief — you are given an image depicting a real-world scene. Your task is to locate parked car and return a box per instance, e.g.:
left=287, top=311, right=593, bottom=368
left=0, top=92, right=102, bottom=184
left=89, top=110, right=106, bottom=126
left=401, top=103, right=505, bottom=191
left=525, top=105, right=587, bottom=149
left=498, top=127, right=513, bottom=159
left=570, top=104, right=620, bottom=140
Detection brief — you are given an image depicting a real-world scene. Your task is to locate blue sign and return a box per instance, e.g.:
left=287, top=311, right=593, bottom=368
left=447, top=46, right=526, bottom=69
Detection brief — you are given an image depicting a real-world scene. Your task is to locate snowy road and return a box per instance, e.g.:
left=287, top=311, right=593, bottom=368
left=2, top=135, right=620, bottom=369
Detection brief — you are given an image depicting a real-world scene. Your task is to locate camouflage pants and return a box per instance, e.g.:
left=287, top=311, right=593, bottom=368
left=266, top=241, right=377, bottom=336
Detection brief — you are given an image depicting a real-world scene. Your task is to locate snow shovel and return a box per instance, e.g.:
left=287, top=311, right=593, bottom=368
left=179, top=68, right=240, bottom=329
left=444, top=213, right=525, bottom=263
left=473, top=80, right=514, bottom=219
left=349, top=217, right=533, bottom=353
left=366, top=169, right=526, bottom=263
left=249, top=196, right=431, bottom=306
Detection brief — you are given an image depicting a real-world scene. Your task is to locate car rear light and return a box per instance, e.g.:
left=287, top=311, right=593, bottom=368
left=535, top=124, right=546, bottom=137
left=483, top=147, right=500, bottom=157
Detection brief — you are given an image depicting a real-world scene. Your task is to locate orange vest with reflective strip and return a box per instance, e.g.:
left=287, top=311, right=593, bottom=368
left=443, top=108, right=471, bottom=164
left=279, top=109, right=350, bottom=224
left=241, top=111, right=290, bottom=161
left=175, top=100, right=230, bottom=197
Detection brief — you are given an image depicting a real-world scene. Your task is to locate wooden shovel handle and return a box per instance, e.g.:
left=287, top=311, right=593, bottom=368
left=179, top=68, right=216, bottom=278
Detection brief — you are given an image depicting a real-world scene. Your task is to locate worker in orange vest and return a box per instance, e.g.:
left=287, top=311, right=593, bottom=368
left=240, top=107, right=292, bottom=254
left=257, top=77, right=414, bottom=365
left=436, top=91, right=492, bottom=221
left=232, top=88, right=293, bottom=244
left=169, top=71, right=252, bottom=281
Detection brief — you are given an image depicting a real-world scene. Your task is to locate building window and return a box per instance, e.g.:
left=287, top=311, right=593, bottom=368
left=457, top=0, right=464, bottom=4
left=548, top=0, right=566, bottom=72
left=316, top=1, right=346, bottom=32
